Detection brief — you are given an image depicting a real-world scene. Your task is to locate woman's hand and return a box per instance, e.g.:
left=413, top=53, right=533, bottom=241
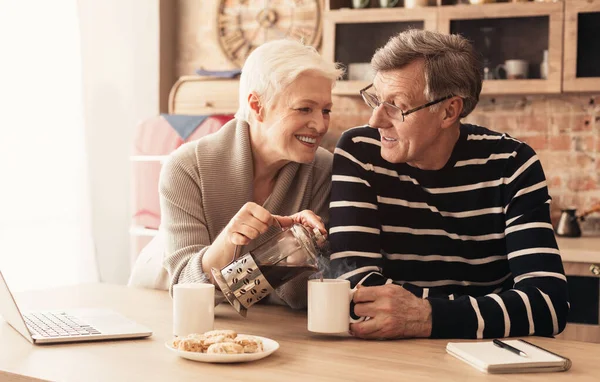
left=225, top=202, right=274, bottom=245
left=274, top=210, right=327, bottom=237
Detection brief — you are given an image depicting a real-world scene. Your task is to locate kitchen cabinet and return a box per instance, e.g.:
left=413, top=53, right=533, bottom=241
left=557, top=237, right=600, bottom=344
left=324, top=1, right=565, bottom=95
left=437, top=1, right=564, bottom=95
left=563, top=0, right=600, bottom=92
left=323, top=1, right=437, bottom=95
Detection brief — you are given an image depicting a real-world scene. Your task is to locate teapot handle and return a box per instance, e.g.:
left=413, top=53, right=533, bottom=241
left=579, top=202, right=600, bottom=220
left=231, top=217, right=284, bottom=261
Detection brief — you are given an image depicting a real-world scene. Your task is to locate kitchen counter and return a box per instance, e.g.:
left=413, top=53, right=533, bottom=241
left=557, top=236, right=600, bottom=264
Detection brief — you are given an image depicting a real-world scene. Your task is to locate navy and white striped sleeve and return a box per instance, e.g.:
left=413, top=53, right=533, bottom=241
left=328, top=129, right=387, bottom=288
left=427, top=142, right=569, bottom=339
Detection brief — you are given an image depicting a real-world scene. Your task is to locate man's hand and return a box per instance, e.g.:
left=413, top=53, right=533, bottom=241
left=350, top=284, right=432, bottom=340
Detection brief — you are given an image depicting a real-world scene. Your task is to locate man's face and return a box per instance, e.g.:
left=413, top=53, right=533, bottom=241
left=368, top=60, right=446, bottom=165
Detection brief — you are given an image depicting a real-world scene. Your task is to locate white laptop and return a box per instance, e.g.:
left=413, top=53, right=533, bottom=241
left=0, top=270, right=152, bottom=344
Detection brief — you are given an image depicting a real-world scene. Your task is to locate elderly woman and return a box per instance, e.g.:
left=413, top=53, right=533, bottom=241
left=160, top=39, right=343, bottom=309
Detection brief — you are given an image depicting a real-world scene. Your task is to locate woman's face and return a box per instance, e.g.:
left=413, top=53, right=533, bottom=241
left=256, top=72, right=333, bottom=164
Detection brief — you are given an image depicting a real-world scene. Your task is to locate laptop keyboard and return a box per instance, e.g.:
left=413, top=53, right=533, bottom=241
left=23, top=311, right=101, bottom=337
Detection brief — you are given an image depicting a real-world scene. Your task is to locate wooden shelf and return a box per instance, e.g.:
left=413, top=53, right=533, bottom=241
left=325, top=7, right=437, bottom=24
left=333, top=79, right=559, bottom=96
left=436, top=1, right=564, bottom=22
left=563, top=0, right=600, bottom=92
left=481, top=79, right=557, bottom=95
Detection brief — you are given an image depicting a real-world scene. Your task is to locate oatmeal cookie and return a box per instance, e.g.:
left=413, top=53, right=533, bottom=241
left=176, top=336, right=209, bottom=353
left=203, top=329, right=237, bottom=340
left=234, top=335, right=264, bottom=353
left=206, top=342, right=244, bottom=354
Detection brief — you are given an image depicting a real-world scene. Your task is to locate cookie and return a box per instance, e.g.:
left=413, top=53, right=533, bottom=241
left=206, top=342, right=244, bottom=354
left=204, top=334, right=234, bottom=347
left=203, top=329, right=237, bottom=340
left=234, top=335, right=264, bottom=353
left=177, top=336, right=209, bottom=353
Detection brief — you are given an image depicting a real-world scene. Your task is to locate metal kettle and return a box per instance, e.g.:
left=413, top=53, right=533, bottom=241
left=556, top=203, right=600, bottom=237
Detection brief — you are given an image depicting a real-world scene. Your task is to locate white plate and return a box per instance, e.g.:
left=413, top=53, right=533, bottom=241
left=165, top=335, right=279, bottom=363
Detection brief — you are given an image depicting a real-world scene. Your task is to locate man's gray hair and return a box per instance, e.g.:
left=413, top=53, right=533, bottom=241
left=235, top=39, right=344, bottom=122
left=371, top=29, right=482, bottom=118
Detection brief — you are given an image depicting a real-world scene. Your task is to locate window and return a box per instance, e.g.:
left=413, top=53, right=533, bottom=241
left=0, top=1, right=97, bottom=291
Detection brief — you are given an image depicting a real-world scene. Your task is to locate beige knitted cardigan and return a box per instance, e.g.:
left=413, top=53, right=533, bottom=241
left=160, top=119, right=333, bottom=309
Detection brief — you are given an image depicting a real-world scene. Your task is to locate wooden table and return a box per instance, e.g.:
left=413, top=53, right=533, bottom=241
left=1, top=284, right=599, bottom=382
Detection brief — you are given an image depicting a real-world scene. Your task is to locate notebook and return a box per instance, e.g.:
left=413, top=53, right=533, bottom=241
left=446, top=339, right=572, bottom=374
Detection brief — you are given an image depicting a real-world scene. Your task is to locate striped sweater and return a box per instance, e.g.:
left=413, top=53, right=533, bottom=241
left=329, top=124, right=569, bottom=339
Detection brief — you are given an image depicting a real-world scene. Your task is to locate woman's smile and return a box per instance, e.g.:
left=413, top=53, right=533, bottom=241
left=295, top=134, right=318, bottom=146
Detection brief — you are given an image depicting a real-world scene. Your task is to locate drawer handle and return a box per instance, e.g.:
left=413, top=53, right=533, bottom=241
left=590, top=264, right=600, bottom=276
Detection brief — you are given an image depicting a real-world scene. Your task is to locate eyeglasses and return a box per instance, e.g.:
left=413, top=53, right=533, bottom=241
left=360, top=84, right=453, bottom=122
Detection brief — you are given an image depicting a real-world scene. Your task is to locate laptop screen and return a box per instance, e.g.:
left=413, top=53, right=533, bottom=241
left=0, top=271, right=34, bottom=343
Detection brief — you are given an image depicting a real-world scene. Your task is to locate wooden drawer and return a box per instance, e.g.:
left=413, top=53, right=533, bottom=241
left=556, top=261, right=600, bottom=343
left=168, top=76, right=239, bottom=115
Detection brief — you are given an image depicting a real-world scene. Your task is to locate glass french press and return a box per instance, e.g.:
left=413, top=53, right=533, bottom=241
left=211, top=223, right=325, bottom=317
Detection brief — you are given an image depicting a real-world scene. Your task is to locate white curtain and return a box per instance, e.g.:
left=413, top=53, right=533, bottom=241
left=0, top=0, right=98, bottom=291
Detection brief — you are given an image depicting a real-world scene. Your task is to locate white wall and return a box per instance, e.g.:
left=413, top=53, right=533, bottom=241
left=78, top=0, right=160, bottom=283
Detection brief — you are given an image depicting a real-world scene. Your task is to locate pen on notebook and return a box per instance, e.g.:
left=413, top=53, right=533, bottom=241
left=493, top=339, right=528, bottom=357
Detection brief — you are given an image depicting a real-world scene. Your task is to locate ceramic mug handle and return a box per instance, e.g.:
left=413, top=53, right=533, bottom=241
left=494, top=64, right=506, bottom=80
left=349, top=287, right=367, bottom=324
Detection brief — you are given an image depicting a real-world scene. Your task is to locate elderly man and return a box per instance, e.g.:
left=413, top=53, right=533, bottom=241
left=329, top=29, right=568, bottom=340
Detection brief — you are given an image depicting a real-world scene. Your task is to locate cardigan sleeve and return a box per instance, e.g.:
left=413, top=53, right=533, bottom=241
left=159, top=147, right=214, bottom=295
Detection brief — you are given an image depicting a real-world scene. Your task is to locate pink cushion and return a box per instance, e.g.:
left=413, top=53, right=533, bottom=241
left=132, top=115, right=233, bottom=230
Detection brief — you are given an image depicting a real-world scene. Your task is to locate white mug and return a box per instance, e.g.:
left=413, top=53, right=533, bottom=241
left=173, top=283, right=215, bottom=337
left=308, top=279, right=362, bottom=334
left=495, top=59, right=529, bottom=80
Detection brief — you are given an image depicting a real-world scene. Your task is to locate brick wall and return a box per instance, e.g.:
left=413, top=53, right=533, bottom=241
left=325, top=93, right=600, bottom=234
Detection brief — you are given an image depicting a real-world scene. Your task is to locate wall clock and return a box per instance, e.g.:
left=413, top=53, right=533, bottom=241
left=217, top=0, right=322, bottom=67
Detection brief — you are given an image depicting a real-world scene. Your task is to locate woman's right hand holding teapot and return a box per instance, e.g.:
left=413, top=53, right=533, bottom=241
left=203, top=202, right=274, bottom=282
left=203, top=203, right=325, bottom=284
left=225, top=202, right=273, bottom=246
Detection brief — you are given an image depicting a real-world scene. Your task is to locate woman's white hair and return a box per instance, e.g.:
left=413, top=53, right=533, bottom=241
left=235, top=39, right=344, bottom=122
